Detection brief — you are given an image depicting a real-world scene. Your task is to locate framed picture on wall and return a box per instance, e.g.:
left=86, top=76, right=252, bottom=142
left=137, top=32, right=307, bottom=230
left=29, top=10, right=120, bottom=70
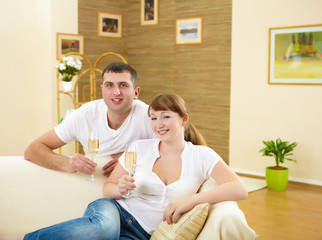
left=176, top=17, right=202, bottom=45
left=56, top=33, right=84, bottom=60
left=98, top=11, right=122, bottom=38
left=140, top=0, right=158, bottom=26
left=268, top=24, right=322, bottom=85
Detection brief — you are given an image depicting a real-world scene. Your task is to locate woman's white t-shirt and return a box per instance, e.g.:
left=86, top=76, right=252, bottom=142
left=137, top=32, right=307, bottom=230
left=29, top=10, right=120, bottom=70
left=54, top=99, right=155, bottom=156
left=117, top=138, right=222, bottom=234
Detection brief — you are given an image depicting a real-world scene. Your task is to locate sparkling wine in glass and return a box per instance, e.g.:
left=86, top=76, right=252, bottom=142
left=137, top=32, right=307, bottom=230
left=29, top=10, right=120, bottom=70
left=87, top=132, right=99, bottom=181
left=123, top=146, right=137, bottom=197
left=125, top=152, right=137, bottom=176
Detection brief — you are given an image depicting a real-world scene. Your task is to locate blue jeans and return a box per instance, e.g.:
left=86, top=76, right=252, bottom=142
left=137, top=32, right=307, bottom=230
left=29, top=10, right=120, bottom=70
left=24, top=198, right=150, bottom=240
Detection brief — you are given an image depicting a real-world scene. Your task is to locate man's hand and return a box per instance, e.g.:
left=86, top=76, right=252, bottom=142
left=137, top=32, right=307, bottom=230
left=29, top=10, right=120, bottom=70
left=102, top=152, right=123, bottom=177
left=69, top=153, right=97, bottom=175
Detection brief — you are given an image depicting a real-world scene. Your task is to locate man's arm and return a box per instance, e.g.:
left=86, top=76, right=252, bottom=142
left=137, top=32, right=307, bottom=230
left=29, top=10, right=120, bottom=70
left=24, top=129, right=96, bottom=175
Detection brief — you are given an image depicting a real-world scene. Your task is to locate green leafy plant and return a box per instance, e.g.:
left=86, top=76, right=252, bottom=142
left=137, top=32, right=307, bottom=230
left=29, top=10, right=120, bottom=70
left=259, top=138, right=298, bottom=169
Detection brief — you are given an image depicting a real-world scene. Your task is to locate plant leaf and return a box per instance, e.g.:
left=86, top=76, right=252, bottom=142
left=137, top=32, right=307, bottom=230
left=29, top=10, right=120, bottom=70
left=259, top=138, right=298, bottom=166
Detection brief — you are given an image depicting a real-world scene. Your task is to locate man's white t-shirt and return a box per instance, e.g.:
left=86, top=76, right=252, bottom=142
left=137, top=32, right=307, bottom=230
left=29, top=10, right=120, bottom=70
left=117, top=138, right=222, bottom=234
left=54, top=99, right=155, bottom=156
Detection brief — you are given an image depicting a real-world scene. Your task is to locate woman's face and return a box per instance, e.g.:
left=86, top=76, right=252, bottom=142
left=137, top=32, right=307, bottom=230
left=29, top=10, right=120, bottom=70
left=149, top=108, right=186, bottom=143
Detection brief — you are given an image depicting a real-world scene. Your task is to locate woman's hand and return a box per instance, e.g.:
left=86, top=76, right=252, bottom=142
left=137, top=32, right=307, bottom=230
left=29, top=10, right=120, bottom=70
left=117, top=174, right=136, bottom=195
left=163, top=196, right=196, bottom=224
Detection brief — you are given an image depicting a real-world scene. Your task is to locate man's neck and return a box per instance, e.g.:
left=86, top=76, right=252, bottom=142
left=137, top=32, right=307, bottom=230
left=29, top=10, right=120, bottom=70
left=107, top=108, right=132, bottom=130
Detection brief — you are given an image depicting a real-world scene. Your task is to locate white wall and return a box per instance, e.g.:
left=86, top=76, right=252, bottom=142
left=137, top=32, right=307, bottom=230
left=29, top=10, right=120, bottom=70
left=230, top=0, right=322, bottom=185
left=0, top=0, right=77, bottom=155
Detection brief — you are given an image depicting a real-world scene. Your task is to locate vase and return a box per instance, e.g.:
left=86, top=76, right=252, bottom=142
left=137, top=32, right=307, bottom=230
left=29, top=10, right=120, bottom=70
left=61, top=81, right=73, bottom=92
left=265, top=166, right=289, bottom=191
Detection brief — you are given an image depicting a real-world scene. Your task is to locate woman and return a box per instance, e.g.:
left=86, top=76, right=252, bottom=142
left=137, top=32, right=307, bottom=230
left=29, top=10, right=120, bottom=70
left=10, top=93, right=248, bottom=240
left=101, top=93, right=248, bottom=239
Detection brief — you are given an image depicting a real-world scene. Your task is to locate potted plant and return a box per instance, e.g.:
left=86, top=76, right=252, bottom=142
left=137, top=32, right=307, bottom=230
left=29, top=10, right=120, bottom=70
left=56, top=56, right=82, bottom=91
left=259, top=138, right=298, bottom=191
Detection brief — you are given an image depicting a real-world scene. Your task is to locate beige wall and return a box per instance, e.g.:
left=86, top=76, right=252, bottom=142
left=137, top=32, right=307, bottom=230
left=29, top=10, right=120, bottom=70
left=0, top=0, right=77, bottom=155
left=230, top=0, right=322, bottom=185
left=52, top=0, right=79, bottom=155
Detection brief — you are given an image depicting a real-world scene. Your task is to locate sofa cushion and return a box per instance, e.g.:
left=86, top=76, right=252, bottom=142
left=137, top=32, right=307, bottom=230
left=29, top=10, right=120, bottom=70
left=150, top=203, right=209, bottom=240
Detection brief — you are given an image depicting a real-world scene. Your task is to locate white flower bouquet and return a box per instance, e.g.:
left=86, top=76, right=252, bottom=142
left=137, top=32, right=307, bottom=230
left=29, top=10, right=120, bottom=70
left=56, top=56, right=82, bottom=82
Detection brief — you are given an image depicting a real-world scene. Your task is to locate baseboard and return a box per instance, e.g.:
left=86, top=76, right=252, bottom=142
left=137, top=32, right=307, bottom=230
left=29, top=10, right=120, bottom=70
left=233, top=168, right=322, bottom=187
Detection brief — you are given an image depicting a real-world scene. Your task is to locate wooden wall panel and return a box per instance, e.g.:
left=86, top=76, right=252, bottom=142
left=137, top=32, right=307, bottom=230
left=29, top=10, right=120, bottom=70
left=78, top=0, right=129, bottom=100
left=79, top=0, right=232, bottom=163
left=127, top=0, right=176, bottom=101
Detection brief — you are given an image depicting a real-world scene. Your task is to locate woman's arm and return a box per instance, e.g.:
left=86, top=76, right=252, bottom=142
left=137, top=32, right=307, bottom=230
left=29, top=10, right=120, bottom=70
left=198, top=160, right=248, bottom=203
left=102, top=162, right=136, bottom=199
left=163, top=160, right=248, bottom=224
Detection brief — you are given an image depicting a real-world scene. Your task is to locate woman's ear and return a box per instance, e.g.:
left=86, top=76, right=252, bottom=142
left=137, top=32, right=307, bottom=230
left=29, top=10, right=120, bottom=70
left=182, top=113, right=189, bottom=126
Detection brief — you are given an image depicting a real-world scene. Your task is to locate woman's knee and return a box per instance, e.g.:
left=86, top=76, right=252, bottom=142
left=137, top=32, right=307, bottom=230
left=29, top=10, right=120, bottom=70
left=212, top=201, right=246, bottom=223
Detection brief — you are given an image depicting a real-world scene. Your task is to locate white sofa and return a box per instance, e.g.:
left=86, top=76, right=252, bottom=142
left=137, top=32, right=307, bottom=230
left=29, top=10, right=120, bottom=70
left=0, top=156, right=255, bottom=239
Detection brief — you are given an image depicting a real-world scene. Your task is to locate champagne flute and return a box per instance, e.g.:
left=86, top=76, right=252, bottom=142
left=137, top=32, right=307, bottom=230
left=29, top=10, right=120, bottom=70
left=87, top=132, right=99, bottom=181
left=123, top=145, right=137, bottom=198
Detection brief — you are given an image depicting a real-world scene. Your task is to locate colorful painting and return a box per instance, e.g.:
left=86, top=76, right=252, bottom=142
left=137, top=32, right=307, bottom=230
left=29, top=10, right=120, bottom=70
left=98, top=12, right=122, bottom=38
left=56, top=33, right=84, bottom=60
left=141, top=0, right=158, bottom=26
left=176, top=17, right=202, bottom=45
left=269, top=24, right=322, bottom=84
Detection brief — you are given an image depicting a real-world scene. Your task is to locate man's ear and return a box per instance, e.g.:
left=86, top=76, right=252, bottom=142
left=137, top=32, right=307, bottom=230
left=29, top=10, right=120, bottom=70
left=134, top=87, right=140, bottom=99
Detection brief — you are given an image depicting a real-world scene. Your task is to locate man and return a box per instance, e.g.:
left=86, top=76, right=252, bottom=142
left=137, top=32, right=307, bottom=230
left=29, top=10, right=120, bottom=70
left=24, top=62, right=155, bottom=177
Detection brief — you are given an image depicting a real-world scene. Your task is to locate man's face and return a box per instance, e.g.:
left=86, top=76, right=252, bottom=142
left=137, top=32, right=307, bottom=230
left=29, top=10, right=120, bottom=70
left=101, top=71, right=140, bottom=115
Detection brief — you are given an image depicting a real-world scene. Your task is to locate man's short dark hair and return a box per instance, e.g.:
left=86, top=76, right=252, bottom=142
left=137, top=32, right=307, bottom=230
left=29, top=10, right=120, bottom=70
left=102, top=62, right=137, bottom=87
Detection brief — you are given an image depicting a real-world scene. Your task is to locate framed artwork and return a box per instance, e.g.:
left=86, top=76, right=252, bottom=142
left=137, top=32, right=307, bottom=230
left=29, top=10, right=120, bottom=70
left=269, top=24, right=322, bottom=85
left=176, top=17, right=202, bottom=45
left=141, top=0, right=158, bottom=26
left=98, top=11, right=122, bottom=38
left=56, top=33, right=84, bottom=60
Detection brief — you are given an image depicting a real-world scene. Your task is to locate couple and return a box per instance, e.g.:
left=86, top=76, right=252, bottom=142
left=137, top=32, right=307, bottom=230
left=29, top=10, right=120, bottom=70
left=12, top=63, right=254, bottom=239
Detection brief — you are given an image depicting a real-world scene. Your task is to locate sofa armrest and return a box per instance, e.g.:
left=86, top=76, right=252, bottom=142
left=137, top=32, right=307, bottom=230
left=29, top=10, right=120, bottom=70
left=196, top=178, right=256, bottom=240
left=0, top=156, right=108, bottom=234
